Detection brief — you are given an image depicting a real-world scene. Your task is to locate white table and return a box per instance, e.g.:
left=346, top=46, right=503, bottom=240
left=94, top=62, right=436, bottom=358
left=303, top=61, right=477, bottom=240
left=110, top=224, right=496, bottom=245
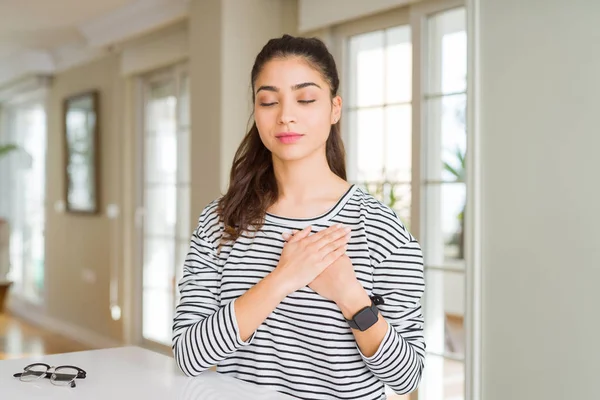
left=0, top=346, right=295, bottom=399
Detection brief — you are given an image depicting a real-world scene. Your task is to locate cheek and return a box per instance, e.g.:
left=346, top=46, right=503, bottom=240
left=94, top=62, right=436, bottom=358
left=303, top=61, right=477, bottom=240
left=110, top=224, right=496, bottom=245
left=303, top=108, right=332, bottom=134
left=254, top=110, right=271, bottom=133
left=254, top=111, right=274, bottom=148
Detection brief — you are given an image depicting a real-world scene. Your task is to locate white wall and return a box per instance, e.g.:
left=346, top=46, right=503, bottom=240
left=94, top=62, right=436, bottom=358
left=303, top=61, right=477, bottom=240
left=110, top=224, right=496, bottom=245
left=188, top=0, right=297, bottom=212
left=298, top=0, right=413, bottom=33
left=220, top=0, right=297, bottom=193
left=120, top=22, right=189, bottom=76
left=477, top=0, right=600, bottom=399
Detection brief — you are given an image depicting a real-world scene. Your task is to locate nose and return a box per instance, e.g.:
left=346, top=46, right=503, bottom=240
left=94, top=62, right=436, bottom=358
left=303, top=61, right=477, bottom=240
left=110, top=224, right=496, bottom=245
left=277, top=100, right=296, bottom=125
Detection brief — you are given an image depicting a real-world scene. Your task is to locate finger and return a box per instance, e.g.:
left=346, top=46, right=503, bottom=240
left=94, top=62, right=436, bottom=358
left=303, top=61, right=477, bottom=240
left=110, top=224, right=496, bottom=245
left=282, top=230, right=298, bottom=240
left=319, top=233, right=350, bottom=256
left=319, top=244, right=347, bottom=268
left=304, top=224, right=344, bottom=244
left=315, top=225, right=351, bottom=249
left=284, top=226, right=311, bottom=243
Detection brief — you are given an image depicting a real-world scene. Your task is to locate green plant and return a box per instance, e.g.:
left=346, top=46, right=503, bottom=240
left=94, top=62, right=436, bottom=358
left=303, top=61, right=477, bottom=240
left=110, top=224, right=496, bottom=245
left=444, top=146, right=466, bottom=259
left=443, top=146, right=465, bottom=183
left=0, top=144, right=18, bottom=158
left=363, top=180, right=400, bottom=209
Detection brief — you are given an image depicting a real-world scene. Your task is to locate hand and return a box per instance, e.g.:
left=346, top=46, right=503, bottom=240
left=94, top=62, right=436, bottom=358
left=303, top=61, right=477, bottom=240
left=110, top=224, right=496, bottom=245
left=274, top=224, right=351, bottom=296
left=283, top=228, right=360, bottom=305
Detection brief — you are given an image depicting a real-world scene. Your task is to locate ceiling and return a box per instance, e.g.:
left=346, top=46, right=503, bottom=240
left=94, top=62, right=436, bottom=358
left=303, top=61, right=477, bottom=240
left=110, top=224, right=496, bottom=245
left=0, top=0, right=188, bottom=86
left=0, top=0, right=136, bottom=59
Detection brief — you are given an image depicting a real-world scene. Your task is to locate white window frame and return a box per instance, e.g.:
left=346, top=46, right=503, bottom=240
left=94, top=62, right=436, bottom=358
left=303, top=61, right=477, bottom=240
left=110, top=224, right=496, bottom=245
left=326, top=0, right=481, bottom=399
left=131, top=62, right=190, bottom=355
left=0, top=79, right=50, bottom=308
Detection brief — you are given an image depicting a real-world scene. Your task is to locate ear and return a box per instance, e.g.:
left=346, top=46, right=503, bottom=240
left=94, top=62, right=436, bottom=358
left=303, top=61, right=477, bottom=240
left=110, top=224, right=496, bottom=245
left=331, top=95, right=342, bottom=124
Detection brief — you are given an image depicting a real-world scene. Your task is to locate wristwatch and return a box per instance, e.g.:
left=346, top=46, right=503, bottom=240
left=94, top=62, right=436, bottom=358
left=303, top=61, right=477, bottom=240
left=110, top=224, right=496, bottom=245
left=345, top=295, right=384, bottom=332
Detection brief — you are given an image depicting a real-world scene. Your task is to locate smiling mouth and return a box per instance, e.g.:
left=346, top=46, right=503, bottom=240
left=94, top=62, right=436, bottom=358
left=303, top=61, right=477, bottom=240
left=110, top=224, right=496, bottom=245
left=275, top=133, right=304, bottom=144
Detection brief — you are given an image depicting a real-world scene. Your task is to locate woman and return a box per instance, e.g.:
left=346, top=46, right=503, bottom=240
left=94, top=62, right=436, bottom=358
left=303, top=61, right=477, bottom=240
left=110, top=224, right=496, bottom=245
left=172, top=34, right=425, bottom=400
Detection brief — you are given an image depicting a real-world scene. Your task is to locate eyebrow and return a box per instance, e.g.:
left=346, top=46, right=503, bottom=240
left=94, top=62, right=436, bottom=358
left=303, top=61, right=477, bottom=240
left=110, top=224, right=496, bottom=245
left=256, top=82, right=322, bottom=94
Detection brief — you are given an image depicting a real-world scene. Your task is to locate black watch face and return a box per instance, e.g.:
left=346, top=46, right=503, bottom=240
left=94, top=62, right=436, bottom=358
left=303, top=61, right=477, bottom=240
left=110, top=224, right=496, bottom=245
left=355, top=308, right=378, bottom=331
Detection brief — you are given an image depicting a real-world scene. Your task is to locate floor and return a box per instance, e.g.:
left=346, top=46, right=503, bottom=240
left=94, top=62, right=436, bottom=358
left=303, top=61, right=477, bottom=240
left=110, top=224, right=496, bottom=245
left=0, top=312, right=91, bottom=361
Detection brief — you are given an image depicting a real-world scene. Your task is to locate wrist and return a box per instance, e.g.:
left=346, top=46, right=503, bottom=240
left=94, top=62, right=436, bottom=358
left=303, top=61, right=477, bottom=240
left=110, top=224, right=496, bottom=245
left=265, top=269, right=293, bottom=300
left=336, top=284, right=371, bottom=319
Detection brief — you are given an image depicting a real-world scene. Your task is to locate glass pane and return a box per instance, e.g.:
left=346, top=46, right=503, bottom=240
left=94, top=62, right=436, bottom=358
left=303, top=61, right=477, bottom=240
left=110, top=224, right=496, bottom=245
left=419, top=354, right=464, bottom=400
left=142, top=287, right=173, bottom=345
left=427, top=8, right=467, bottom=95
left=179, top=73, right=190, bottom=127
left=423, top=183, right=466, bottom=263
left=424, top=94, right=466, bottom=182
left=385, top=105, right=412, bottom=182
left=423, top=268, right=465, bottom=358
left=348, top=108, right=384, bottom=182
left=358, top=183, right=411, bottom=232
left=143, top=238, right=175, bottom=290
left=144, top=184, right=176, bottom=237
left=3, top=104, right=46, bottom=303
left=348, top=30, right=384, bottom=107
left=146, top=81, right=176, bottom=134
left=177, top=129, right=190, bottom=184
left=145, top=134, right=177, bottom=184
left=177, top=185, right=190, bottom=240
left=175, top=240, right=189, bottom=301
left=391, top=184, right=412, bottom=232
left=386, top=26, right=412, bottom=104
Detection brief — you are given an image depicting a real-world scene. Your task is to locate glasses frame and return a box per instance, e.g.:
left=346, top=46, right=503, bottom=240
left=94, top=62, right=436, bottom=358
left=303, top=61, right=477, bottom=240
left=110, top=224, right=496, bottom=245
left=13, top=362, right=87, bottom=388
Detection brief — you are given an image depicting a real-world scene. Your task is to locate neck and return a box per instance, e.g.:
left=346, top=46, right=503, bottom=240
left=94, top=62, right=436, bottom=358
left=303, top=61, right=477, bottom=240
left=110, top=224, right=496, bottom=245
left=272, top=149, right=341, bottom=202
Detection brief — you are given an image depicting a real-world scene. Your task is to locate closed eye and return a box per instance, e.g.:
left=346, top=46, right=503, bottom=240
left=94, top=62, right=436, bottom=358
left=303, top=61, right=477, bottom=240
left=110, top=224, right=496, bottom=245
left=259, top=102, right=277, bottom=107
left=298, top=100, right=315, bottom=104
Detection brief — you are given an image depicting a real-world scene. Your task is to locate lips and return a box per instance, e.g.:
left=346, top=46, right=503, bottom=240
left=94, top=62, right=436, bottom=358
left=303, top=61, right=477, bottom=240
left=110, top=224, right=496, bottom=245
left=275, top=132, right=304, bottom=144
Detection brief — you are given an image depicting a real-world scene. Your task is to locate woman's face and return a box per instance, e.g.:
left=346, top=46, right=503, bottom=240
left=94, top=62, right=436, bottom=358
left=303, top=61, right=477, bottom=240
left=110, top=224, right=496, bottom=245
left=253, top=57, right=341, bottom=163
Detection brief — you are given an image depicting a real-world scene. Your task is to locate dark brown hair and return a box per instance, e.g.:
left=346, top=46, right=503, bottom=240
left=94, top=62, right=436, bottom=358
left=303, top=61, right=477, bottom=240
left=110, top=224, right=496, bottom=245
left=217, top=34, right=346, bottom=242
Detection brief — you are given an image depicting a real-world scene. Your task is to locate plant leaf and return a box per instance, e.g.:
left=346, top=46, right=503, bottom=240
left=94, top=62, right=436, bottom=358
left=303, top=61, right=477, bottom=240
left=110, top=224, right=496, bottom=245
left=0, top=144, right=18, bottom=158
left=443, top=161, right=461, bottom=180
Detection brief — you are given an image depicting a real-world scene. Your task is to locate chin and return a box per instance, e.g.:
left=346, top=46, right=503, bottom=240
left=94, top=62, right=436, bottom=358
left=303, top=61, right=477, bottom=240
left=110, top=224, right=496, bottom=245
left=272, top=150, right=310, bottom=162
left=270, top=145, right=319, bottom=163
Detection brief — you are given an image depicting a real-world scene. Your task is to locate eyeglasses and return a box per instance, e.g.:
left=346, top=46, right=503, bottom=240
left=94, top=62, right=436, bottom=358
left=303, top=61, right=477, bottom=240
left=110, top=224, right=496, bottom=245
left=13, top=363, right=87, bottom=388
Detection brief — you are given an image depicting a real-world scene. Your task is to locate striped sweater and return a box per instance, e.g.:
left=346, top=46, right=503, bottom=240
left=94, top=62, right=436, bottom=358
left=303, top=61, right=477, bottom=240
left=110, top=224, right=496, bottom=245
left=172, top=185, right=426, bottom=400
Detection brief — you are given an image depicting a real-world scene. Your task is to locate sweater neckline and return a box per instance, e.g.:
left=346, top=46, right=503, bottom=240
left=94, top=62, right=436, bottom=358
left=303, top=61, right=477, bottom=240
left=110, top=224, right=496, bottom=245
left=264, top=184, right=357, bottom=228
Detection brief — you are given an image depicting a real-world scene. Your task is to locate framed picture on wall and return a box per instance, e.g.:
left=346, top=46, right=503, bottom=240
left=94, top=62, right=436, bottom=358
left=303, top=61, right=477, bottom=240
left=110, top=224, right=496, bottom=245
left=64, top=90, right=100, bottom=214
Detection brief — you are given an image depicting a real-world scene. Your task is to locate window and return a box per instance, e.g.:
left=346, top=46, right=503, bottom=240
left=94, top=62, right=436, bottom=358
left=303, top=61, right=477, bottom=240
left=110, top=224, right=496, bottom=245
left=335, top=2, right=469, bottom=399
left=138, top=65, right=190, bottom=347
left=346, top=24, right=413, bottom=228
left=0, top=101, right=47, bottom=304
left=420, top=8, right=467, bottom=400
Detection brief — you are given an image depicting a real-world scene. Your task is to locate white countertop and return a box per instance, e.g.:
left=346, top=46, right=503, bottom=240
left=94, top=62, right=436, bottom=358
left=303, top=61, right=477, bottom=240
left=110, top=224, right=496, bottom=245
left=0, top=346, right=295, bottom=399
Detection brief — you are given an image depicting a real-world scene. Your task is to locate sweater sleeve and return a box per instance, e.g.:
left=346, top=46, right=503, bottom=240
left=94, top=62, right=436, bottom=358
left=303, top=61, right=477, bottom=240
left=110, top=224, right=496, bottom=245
left=172, top=217, right=256, bottom=376
left=358, top=239, right=426, bottom=395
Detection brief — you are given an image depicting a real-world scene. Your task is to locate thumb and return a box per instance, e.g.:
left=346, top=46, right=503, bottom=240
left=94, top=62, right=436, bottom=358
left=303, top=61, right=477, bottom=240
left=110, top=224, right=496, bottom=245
left=283, top=226, right=311, bottom=243
left=282, top=231, right=295, bottom=241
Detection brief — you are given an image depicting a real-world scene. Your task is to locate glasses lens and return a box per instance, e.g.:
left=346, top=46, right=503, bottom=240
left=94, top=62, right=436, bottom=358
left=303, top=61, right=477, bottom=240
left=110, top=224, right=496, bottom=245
left=50, top=367, right=78, bottom=386
left=20, top=365, right=48, bottom=381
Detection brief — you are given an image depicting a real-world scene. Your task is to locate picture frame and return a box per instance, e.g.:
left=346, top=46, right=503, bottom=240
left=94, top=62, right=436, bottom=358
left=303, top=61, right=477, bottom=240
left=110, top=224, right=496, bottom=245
left=63, top=90, right=100, bottom=214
